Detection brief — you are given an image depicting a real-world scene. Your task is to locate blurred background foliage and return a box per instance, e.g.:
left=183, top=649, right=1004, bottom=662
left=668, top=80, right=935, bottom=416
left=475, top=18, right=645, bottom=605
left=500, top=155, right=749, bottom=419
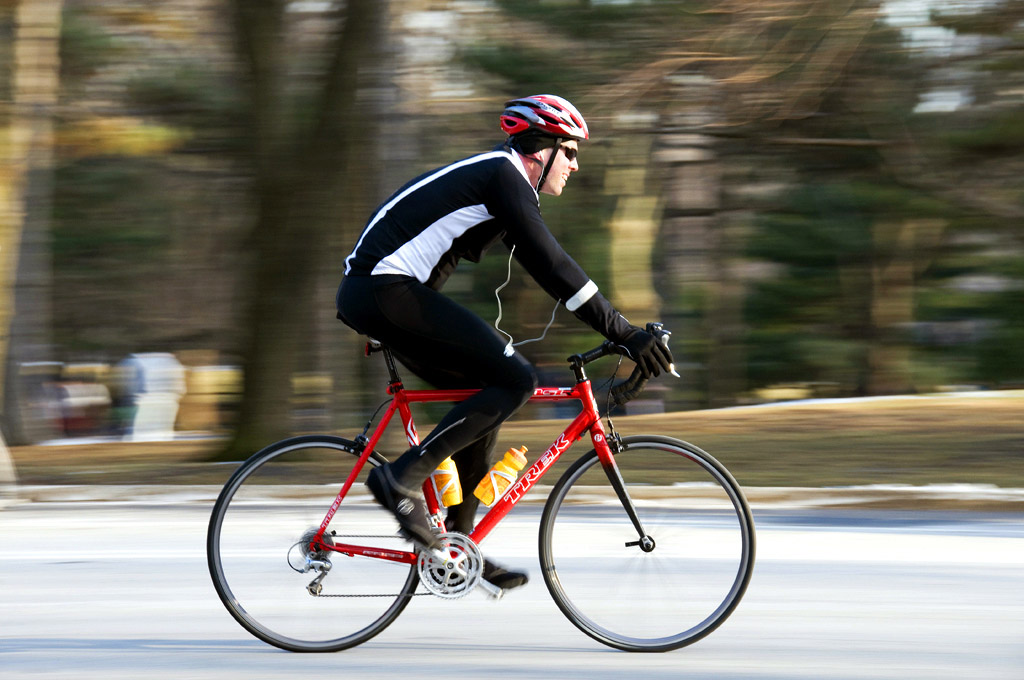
left=1, top=0, right=1022, bottom=448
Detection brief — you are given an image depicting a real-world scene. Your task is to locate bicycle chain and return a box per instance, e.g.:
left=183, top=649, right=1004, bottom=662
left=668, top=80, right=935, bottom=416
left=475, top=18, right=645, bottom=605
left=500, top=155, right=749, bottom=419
left=314, top=591, right=428, bottom=598
left=311, top=533, right=479, bottom=599
left=311, top=533, right=429, bottom=598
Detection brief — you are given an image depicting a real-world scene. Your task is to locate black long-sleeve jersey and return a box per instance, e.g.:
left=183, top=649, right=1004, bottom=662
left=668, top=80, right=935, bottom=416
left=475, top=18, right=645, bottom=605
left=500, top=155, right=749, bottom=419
left=343, top=146, right=631, bottom=341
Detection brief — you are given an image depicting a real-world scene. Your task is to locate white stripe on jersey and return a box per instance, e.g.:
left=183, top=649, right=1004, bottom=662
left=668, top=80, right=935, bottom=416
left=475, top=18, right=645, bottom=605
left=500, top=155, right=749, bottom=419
left=344, top=151, right=513, bottom=276
left=371, top=204, right=493, bottom=281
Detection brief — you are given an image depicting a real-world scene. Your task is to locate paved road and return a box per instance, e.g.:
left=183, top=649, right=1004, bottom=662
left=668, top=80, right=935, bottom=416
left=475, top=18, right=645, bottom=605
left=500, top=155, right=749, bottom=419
left=2, top=502, right=1022, bottom=679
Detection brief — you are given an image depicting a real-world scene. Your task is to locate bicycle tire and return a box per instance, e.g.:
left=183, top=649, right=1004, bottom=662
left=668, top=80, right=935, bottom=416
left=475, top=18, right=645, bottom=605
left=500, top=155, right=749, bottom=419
left=207, top=435, right=419, bottom=652
left=539, top=435, right=755, bottom=652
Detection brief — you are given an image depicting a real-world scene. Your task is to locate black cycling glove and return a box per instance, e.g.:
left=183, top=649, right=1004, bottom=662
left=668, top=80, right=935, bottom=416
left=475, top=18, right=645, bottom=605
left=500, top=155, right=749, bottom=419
left=614, top=325, right=674, bottom=378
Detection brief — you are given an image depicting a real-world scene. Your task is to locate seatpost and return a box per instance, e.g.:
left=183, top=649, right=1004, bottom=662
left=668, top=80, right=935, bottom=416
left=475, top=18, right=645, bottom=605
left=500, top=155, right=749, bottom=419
left=365, top=340, right=404, bottom=388
left=381, top=347, right=403, bottom=387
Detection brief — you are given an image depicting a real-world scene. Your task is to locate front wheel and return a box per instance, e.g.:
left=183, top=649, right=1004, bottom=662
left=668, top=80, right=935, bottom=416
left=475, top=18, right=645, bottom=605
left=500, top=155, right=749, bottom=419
left=207, top=435, right=419, bottom=652
left=539, top=435, right=755, bottom=652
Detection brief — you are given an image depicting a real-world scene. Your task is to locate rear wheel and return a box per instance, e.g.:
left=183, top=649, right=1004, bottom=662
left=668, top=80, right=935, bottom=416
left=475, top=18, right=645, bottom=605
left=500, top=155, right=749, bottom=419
left=539, top=435, right=755, bottom=652
left=207, top=435, right=419, bottom=652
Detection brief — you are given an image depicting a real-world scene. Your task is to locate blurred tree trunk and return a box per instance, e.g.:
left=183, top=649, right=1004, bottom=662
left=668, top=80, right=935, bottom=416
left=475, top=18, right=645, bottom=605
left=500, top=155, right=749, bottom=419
left=654, top=73, right=744, bottom=410
left=866, top=220, right=915, bottom=394
left=866, top=218, right=946, bottom=394
left=218, top=0, right=384, bottom=459
left=1, top=0, right=63, bottom=491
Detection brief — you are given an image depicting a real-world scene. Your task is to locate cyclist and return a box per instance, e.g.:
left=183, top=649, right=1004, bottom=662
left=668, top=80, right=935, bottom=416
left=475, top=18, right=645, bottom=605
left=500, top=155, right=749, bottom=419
left=336, top=94, right=673, bottom=590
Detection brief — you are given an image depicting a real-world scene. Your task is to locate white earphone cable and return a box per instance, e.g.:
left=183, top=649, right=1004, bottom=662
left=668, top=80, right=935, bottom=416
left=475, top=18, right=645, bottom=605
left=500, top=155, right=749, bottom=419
left=494, top=245, right=560, bottom=356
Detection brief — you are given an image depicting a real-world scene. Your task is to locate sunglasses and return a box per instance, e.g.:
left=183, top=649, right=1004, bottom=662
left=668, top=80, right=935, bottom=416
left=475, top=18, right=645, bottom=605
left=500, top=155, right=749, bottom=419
left=559, top=145, right=578, bottom=162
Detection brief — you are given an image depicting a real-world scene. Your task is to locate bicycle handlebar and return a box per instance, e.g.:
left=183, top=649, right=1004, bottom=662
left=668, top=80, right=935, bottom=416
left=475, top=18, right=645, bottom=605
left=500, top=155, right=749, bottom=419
left=575, top=341, right=617, bottom=366
left=571, top=322, right=676, bottom=408
left=609, top=364, right=649, bottom=407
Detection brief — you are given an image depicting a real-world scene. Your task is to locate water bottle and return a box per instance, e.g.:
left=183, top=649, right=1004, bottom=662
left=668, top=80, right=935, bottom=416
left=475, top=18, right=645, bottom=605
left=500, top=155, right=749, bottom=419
left=474, top=446, right=528, bottom=506
left=430, top=457, right=463, bottom=507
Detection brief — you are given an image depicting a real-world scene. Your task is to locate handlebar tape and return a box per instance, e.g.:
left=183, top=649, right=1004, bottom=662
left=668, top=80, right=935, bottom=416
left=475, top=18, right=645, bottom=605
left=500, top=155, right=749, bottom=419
left=609, top=366, right=649, bottom=407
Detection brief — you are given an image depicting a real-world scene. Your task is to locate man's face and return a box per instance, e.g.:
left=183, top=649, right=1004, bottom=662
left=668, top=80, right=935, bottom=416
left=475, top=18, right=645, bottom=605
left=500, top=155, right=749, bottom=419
left=540, top=141, right=579, bottom=196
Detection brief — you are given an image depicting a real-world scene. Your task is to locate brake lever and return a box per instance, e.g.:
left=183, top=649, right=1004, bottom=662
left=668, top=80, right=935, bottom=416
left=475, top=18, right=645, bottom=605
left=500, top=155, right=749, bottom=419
left=647, top=322, right=681, bottom=378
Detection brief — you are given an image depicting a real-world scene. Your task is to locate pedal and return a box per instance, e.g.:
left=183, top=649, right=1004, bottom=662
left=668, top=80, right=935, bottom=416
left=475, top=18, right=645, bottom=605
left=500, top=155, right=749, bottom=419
left=477, top=578, right=504, bottom=600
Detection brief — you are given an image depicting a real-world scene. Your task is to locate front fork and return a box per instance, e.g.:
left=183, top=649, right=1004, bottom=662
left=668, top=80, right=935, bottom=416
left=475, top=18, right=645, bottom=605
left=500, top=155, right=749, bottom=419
left=595, top=430, right=655, bottom=552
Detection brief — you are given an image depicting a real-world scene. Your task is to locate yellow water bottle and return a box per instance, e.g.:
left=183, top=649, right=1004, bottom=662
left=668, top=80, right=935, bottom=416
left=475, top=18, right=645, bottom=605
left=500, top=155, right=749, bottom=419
left=474, top=446, right=528, bottom=506
left=430, top=457, right=463, bottom=507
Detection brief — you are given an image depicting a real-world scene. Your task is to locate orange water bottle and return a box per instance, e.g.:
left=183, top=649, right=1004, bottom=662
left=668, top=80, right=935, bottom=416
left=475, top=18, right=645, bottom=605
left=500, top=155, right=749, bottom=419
left=430, top=457, right=463, bottom=507
left=474, top=446, right=528, bottom=506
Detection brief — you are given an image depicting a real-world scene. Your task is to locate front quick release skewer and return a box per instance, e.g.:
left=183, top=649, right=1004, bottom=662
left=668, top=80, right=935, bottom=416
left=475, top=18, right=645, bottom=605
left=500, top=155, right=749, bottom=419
left=625, top=536, right=656, bottom=552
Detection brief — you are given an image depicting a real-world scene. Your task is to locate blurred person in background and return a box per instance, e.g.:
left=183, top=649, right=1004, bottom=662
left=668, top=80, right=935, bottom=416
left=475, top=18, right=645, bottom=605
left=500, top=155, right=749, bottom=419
left=336, top=95, right=673, bottom=590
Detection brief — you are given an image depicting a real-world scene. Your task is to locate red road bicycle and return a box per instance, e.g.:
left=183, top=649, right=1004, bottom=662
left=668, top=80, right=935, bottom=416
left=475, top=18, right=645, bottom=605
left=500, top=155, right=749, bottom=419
left=207, top=324, right=755, bottom=652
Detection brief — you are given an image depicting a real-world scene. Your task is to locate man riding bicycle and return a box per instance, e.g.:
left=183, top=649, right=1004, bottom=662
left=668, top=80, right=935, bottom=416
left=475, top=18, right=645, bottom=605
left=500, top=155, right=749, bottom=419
left=335, top=94, right=673, bottom=591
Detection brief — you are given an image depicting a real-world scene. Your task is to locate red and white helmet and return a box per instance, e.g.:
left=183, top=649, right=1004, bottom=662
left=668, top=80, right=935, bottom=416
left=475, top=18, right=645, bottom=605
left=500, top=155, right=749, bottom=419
left=500, top=94, right=589, bottom=141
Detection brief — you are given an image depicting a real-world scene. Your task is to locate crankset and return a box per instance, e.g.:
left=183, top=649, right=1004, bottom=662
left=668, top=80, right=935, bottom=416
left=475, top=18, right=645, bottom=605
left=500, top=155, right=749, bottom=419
left=417, top=532, right=492, bottom=599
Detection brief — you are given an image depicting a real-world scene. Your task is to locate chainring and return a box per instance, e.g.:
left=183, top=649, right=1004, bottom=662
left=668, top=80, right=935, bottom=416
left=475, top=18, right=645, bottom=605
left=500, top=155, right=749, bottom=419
left=417, top=532, right=483, bottom=599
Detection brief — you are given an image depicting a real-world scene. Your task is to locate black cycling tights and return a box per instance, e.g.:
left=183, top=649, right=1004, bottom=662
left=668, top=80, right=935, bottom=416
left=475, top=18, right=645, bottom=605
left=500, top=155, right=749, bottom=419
left=336, top=274, right=538, bottom=533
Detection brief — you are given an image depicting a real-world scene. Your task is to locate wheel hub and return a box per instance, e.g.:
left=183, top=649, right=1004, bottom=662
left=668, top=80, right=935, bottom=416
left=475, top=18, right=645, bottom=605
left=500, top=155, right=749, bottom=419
left=625, top=535, right=656, bottom=552
left=288, top=528, right=335, bottom=571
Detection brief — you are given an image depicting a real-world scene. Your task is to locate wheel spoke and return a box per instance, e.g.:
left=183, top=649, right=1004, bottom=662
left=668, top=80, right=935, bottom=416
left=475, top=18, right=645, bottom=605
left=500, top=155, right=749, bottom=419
left=207, top=436, right=419, bottom=652
left=539, top=436, right=755, bottom=652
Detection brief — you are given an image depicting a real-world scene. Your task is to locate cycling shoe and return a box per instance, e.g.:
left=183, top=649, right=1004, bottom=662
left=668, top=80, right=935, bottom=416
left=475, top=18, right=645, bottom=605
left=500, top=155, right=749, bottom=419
left=483, top=559, right=529, bottom=591
left=366, top=464, right=441, bottom=551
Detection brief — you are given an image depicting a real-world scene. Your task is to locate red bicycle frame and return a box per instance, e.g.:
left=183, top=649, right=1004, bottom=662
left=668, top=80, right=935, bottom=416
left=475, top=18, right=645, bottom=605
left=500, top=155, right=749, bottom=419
left=313, top=363, right=618, bottom=565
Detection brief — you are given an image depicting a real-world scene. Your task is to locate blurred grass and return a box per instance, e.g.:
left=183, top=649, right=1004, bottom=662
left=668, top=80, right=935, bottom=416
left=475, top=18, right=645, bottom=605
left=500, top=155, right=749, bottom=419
left=11, top=392, right=1023, bottom=489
